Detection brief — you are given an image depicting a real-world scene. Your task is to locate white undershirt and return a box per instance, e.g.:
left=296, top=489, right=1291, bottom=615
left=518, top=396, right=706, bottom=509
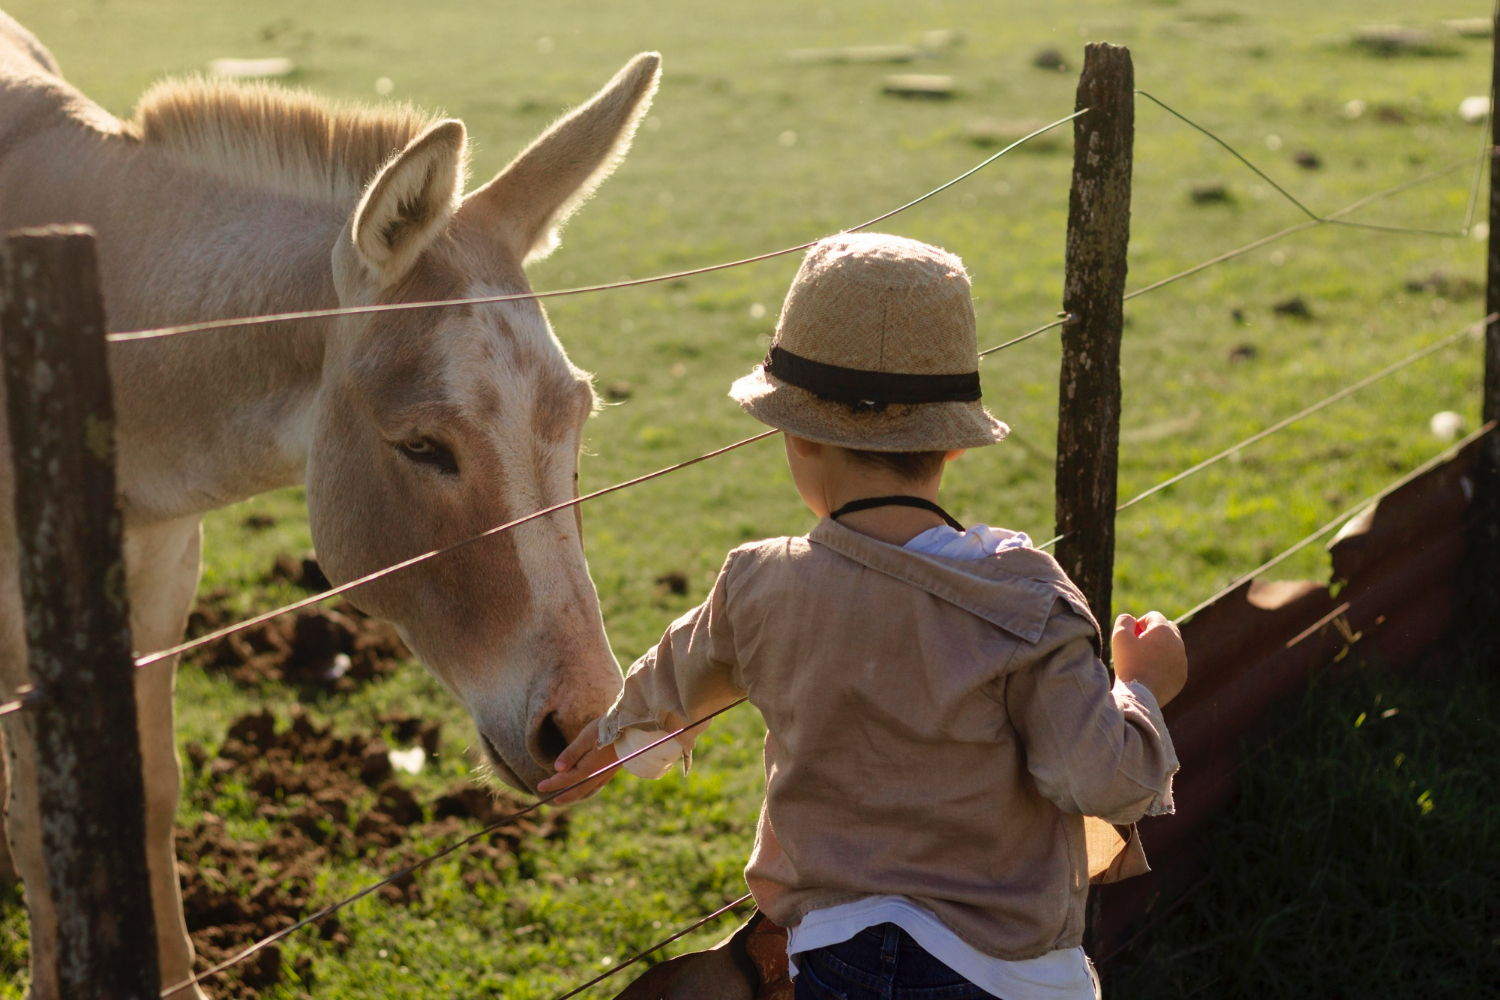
left=614, top=522, right=1099, bottom=1000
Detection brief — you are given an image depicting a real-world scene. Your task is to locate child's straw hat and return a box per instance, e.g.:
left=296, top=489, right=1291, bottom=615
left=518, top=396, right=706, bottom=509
left=730, top=232, right=1008, bottom=452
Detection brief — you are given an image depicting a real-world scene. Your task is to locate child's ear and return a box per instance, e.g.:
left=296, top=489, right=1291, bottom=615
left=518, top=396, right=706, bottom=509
left=787, top=435, right=823, bottom=460
left=944, top=449, right=967, bottom=462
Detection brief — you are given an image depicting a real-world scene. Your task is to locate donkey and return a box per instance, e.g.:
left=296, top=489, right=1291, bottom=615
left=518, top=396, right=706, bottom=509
left=0, top=10, right=656, bottom=997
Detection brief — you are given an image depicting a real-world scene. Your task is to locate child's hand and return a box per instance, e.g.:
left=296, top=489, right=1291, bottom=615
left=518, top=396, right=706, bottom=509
left=1111, top=611, right=1188, bottom=707
left=536, top=718, right=620, bottom=804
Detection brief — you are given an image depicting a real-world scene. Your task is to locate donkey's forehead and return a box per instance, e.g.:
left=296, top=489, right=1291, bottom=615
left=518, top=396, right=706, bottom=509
left=437, top=286, right=594, bottom=422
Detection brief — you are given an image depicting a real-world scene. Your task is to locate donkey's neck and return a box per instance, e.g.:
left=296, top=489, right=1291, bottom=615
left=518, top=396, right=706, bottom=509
left=90, top=146, right=349, bottom=523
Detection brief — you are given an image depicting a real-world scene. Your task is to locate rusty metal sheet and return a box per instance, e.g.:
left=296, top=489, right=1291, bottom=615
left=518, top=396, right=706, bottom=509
left=1096, top=437, right=1485, bottom=958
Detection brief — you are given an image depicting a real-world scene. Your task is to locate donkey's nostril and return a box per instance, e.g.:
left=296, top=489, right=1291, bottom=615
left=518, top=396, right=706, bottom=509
left=536, top=712, right=570, bottom=765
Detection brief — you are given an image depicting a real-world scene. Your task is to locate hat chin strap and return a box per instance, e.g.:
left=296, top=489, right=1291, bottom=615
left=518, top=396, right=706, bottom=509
left=827, top=495, right=965, bottom=532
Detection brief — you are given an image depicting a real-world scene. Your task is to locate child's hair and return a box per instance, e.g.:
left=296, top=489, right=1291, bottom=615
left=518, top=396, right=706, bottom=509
left=842, top=448, right=947, bottom=482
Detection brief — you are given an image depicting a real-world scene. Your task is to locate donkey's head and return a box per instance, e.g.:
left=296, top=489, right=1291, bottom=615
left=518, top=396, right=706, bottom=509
left=307, top=55, right=660, bottom=791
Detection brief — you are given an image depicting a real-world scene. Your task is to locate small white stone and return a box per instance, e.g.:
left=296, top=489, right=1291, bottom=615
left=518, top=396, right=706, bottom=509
left=1459, top=96, right=1491, bottom=124
left=389, top=747, right=426, bottom=775
left=1430, top=410, right=1465, bottom=442
left=1344, top=99, right=1367, bottom=120
left=1472, top=221, right=1490, bottom=241
left=321, top=653, right=350, bottom=680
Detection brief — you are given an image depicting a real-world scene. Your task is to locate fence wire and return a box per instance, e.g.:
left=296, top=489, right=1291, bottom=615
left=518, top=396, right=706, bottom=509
left=550, top=894, right=756, bottom=1000
left=1175, top=421, right=1496, bottom=625
left=158, top=698, right=749, bottom=997
left=1115, top=314, right=1492, bottom=514
left=135, top=430, right=779, bottom=669
left=1033, top=313, right=1489, bottom=552
left=107, top=111, right=1086, bottom=345
left=980, top=153, right=1483, bottom=359
left=1136, top=91, right=1485, bottom=239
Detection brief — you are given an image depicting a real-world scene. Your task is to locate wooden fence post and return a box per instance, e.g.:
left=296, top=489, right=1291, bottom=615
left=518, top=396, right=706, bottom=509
left=1, top=226, right=160, bottom=998
left=1053, top=44, right=1134, bottom=980
left=1476, top=7, right=1500, bottom=634
left=1055, top=43, right=1135, bottom=657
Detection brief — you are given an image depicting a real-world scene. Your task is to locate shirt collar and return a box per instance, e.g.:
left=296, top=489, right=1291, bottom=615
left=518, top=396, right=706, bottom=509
left=808, top=518, right=1099, bottom=644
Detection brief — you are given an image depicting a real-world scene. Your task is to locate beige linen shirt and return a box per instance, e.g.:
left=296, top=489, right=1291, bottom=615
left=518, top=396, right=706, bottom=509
left=599, top=518, right=1178, bottom=961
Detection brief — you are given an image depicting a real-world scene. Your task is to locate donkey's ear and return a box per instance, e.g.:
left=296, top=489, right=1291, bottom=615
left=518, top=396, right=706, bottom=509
left=461, top=53, right=660, bottom=264
left=351, top=119, right=467, bottom=284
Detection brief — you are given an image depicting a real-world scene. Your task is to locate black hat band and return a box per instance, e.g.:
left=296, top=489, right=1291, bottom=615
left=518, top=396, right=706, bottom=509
left=762, top=345, right=982, bottom=406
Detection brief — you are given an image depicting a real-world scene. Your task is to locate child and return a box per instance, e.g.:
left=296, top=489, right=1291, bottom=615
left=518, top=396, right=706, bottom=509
left=540, top=233, right=1185, bottom=1000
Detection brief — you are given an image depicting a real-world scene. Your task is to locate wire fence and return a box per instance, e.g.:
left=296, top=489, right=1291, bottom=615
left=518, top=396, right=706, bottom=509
left=1030, top=313, right=1493, bottom=552
left=109, top=111, right=1089, bottom=344
left=158, top=698, right=748, bottom=998
left=550, top=894, right=756, bottom=1000
left=5, top=70, right=1493, bottom=997
left=1175, top=420, right=1496, bottom=625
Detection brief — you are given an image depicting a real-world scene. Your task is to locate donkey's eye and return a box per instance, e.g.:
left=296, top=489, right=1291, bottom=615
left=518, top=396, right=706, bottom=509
left=397, top=438, right=458, bottom=475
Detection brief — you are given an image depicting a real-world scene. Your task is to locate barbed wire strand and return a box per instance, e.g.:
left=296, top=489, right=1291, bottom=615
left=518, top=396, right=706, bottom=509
left=551, top=893, right=756, bottom=1000
left=135, top=430, right=779, bottom=669
left=108, top=111, right=1088, bottom=345
left=1137, top=90, right=1476, bottom=238
left=978, top=154, right=1480, bottom=360
left=159, top=697, right=750, bottom=997
left=1174, top=421, right=1496, bottom=626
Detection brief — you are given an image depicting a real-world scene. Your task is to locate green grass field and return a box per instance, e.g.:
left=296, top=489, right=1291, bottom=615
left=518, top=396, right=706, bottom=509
left=2, top=0, right=1498, bottom=996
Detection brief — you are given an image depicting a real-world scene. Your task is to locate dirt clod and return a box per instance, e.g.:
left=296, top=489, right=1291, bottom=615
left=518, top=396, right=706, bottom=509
left=1190, top=183, right=1232, bottom=205
left=1273, top=296, right=1312, bottom=319
left=656, top=570, right=690, bottom=596
left=1032, top=47, right=1066, bottom=71
left=1406, top=271, right=1481, bottom=299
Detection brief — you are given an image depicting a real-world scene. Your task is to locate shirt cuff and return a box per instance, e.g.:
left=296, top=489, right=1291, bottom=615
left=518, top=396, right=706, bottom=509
left=613, top=727, right=686, bottom=779
left=1118, top=679, right=1179, bottom=817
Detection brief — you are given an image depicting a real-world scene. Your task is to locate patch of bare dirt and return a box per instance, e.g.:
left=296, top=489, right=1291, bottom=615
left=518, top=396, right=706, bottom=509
left=184, top=555, right=409, bottom=692
left=179, top=709, right=565, bottom=998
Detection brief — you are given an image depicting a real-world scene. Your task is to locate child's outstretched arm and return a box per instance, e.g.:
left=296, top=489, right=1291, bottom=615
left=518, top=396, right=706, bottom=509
left=538, top=550, right=749, bottom=804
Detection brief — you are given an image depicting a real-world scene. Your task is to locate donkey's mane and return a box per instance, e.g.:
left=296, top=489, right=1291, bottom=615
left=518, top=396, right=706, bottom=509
left=131, top=78, right=442, bottom=207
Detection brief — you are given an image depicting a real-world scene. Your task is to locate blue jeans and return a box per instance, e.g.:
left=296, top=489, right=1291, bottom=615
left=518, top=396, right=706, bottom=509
left=793, top=923, right=1003, bottom=1000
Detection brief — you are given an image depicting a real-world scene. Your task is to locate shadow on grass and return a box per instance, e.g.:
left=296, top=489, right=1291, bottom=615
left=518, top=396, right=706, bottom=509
left=1111, top=639, right=1500, bottom=997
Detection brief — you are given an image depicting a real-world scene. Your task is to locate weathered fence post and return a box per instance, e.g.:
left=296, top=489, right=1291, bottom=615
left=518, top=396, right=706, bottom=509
left=1474, top=7, right=1500, bottom=638
left=1053, top=44, right=1133, bottom=980
left=1, top=225, right=160, bottom=997
left=1054, top=44, right=1134, bottom=657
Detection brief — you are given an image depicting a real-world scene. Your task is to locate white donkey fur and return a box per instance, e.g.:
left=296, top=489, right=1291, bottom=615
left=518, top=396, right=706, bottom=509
left=0, top=9, right=658, bottom=996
